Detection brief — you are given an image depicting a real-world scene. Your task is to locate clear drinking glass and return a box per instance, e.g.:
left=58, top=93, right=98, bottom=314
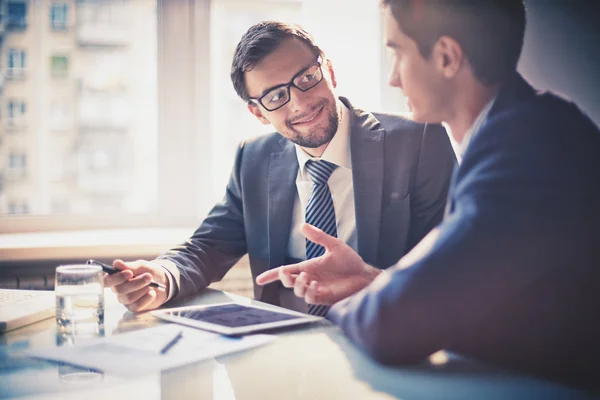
left=55, top=264, right=105, bottom=336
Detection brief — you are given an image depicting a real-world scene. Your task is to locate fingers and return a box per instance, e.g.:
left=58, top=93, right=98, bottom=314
left=104, top=259, right=144, bottom=288
left=294, top=272, right=311, bottom=298
left=104, top=269, right=134, bottom=287
left=256, top=268, right=282, bottom=285
left=117, top=285, right=151, bottom=306
left=111, top=273, right=154, bottom=296
left=123, top=288, right=158, bottom=312
left=127, top=289, right=158, bottom=312
left=256, top=258, right=322, bottom=286
left=257, top=264, right=302, bottom=285
left=105, top=259, right=157, bottom=288
left=306, top=280, right=332, bottom=305
left=301, top=223, right=341, bottom=251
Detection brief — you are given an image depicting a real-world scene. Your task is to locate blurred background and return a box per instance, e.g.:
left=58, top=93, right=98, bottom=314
left=0, top=0, right=598, bottom=295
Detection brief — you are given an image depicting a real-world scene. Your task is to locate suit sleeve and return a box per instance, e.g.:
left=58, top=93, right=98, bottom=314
left=406, top=123, right=455, bottom=250
left=328, top=116, right=585, bottom=365
left=156, top=142, right=248, bottom=301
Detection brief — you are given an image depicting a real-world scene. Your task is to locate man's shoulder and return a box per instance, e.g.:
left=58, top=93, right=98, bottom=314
left=484, top=90, right=598, bottom=143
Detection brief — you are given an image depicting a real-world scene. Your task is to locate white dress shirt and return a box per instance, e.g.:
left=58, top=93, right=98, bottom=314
left=287, top=100, right=357, bottom=259
left=445, top=97, right=496, bottom=164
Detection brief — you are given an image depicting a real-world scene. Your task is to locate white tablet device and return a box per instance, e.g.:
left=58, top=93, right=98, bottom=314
left=151, top=302, right=322, bottom=336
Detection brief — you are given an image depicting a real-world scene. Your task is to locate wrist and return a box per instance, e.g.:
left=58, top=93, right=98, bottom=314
left=363, top=263, right=381, bottom=284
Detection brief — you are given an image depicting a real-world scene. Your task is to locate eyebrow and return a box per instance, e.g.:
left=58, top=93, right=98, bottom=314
left=255, top=60, right=317, bottom=99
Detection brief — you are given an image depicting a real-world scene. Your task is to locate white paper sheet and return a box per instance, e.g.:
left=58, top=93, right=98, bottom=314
left=28, top=324, right=275, bottom=376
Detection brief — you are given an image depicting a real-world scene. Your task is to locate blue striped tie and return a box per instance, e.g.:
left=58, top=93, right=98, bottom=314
left=304, top=160, right=337, bottom=316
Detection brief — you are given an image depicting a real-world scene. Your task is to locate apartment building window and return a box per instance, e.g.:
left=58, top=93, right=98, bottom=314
left=7, top=48, right=26, bottom=79
left=7, top=99, right=26, bottom=127
left=7, top=2, right=27, bottom=30
left=50, top=3, right=69, bottom=31
left=8, top=201, right=28, bottom=215
left=7, top=152, right=27, bottom=181
left=51, top=54, right=69, bottom=78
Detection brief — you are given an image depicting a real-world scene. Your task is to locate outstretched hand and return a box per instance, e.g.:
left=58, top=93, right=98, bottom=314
left=256, top=223, right=381, bottom=305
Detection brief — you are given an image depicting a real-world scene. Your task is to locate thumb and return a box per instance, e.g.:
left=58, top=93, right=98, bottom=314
left=301, top=223, right=340, bottom=251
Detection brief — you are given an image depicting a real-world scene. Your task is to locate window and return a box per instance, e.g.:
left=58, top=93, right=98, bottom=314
left=7, top=2, right=27, bottom=30
left=7, top=48, right=26, bottom=79
left=7, top=99, right=26, bottom=127
left=7, top=152, right=27, bottom=181
left=51, top=54, right=69, bottom=78
left=50, top=3, right=69, bottom=31
left=1, top=0, right=158, bottom=229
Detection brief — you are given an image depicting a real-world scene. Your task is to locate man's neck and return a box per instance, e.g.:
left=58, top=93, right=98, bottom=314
left=302, top=142, right=329, bottom=158
left=446, top=83, right=499, bottom=145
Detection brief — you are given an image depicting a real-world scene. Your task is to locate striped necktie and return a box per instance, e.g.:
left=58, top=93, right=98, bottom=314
left=304, top=159, right=337, bottom=316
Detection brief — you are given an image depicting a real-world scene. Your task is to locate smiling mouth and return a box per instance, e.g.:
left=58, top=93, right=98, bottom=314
left=292, top=105, right=324, bottom=125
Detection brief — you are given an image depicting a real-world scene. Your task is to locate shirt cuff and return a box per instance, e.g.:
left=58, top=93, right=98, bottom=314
left=149, top=261, right=176, bottom=302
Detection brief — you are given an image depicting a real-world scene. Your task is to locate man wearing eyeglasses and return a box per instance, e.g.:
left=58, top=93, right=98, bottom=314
left=104, top=21, right=455, bottom=314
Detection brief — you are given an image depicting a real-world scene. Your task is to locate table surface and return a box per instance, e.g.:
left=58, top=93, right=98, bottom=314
left=0, top=289, right=596, bottom=400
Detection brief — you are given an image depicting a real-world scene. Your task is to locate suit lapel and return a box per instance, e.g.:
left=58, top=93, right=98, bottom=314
left=259, top=137, right=298, bottom=303
left=346, top=99, right=385, bottom=266
left=267, top=137, right=298, bottom=269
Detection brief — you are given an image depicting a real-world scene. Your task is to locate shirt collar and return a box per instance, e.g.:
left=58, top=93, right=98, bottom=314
left=294, top=99, right=352, bottom=174
left=448, top=96, right=496, bottom=164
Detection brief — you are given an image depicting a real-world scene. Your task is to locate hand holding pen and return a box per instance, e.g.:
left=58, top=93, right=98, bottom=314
left=88, top=259, right=166, bottom=290
left=96, top=259, right=171, bottom=313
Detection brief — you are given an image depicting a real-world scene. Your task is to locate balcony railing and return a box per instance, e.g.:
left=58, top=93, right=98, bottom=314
left=6, top=68, right=26, bottom=80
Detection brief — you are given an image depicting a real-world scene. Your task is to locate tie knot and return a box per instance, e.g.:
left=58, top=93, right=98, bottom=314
left=305, top=160, right=337, bottom=185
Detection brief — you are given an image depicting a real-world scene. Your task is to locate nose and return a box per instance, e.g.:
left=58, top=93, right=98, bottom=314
left=388, top=60, right=402, bottom=89
left=287, top=85, right=313, bottom=113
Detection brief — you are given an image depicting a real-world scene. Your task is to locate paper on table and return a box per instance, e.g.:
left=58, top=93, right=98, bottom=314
left=28, top=324, right=275, bottom=376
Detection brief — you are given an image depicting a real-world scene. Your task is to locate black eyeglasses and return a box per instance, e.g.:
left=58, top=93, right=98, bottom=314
left=249, top=59, right=324, bottom=112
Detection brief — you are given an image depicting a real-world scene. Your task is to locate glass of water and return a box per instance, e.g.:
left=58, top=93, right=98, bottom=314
left=55, top=264, right=105, bottom=336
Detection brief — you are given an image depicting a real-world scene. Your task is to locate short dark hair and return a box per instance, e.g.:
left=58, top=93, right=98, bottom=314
left=230, top=21, right=324, bottom=102
left=382, top=0, right=526, bottom=85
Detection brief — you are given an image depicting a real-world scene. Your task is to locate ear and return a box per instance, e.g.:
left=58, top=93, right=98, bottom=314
left=324, top=58, right=337, bottom=88
left=247, top=102, right=271, bottom=125
left=432, top=36, right=463, bottom=79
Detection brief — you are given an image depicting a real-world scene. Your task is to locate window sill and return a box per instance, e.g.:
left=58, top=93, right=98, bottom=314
left=0, top=227, right=196, bottom=263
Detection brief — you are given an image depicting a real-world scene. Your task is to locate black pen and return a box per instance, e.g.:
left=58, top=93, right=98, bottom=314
left=87, top=259, right=167, bottom=290
left=160, top=330, right=183, bottom=354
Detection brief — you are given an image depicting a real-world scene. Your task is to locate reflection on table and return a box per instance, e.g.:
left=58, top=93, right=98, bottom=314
left=0, top=288, right=595, bottom=399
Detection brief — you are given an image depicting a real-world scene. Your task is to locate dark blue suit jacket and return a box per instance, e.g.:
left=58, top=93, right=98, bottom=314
left=329, top=75, right=600, bottom=387
left=157, top=97, right=455, bottom=307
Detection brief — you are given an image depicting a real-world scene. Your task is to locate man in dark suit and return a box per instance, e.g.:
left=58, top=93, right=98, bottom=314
left=258, top=0, right=600, bottom=387
left=104, top=21, right=455, bottom=314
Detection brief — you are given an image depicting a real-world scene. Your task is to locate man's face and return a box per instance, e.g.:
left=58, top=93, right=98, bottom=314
left=384, top=7, right=449, bottom=123
left=245, top=38, right=340, bottom=149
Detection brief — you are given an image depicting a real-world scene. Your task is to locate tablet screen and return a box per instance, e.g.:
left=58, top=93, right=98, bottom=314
left=168, top=304, right=302, bottom=328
